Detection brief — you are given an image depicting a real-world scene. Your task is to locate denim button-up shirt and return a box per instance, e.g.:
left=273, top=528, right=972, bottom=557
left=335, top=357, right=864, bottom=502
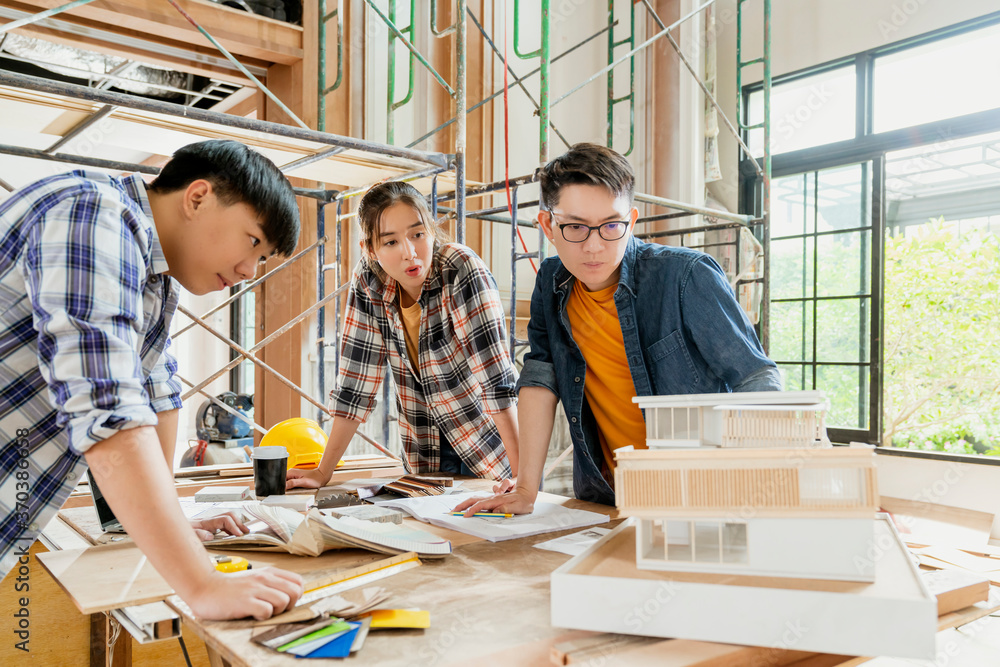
left=517, top=237, right=779, bottom=505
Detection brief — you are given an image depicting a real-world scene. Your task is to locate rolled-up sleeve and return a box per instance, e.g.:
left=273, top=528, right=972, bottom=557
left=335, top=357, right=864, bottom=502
left=516, top=266, right=559, bottom=396
left=451, top=253, right=517, bottom=413
left=329, top=271, right=387, bottom=422
left=24, top=195, right=159, bottom=455
left=144, top=341, right=183, bottom=413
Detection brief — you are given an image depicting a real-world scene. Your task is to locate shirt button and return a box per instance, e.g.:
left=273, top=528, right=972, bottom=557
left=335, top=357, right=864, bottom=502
left=29, top=523, right=38, bottom=531
left=67, top=472, right=76, bottom=481
left=574, top=377, right=581, bottom=383
left=571, top=417, right=578, bottom=423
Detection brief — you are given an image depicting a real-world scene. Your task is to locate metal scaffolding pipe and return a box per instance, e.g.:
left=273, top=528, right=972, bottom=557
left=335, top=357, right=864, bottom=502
left=466, top=7, right=570, bottom=150
left=336, top=165, right=450, bottom=201
left=173, top=239, right=323, bottom=338
left=177, top=305, right=328, bottom=414
left=0, top=142, right=160, bottom=174
left=407, top=20, right=614, bottom=150
left=437, top=171, right=539, bottom=203
left=634, top=192, right=754, bottom=224
left=0, top=0, right=98, bottom=35
left=365, top=0, right=455, bottom=96
left=177, top=376, right=268, bottom=436
left=44, top=105, right=117, bottom=154
left=455, top=0, right=468, bottom=244
left=279, top=146, right=348, bottom=173
left=437, top=205, right=536, bottom=227
left=550, top=0, right=720, bottom=109
left=639, top=0, right=762, bottom=177
left=164, top=0, right=309, bottom=130
left=0, top=71, right=450, bottom=167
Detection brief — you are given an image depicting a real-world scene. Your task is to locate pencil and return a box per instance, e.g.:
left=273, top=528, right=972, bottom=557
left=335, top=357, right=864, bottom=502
left=449, top=511, right=513, bottom=518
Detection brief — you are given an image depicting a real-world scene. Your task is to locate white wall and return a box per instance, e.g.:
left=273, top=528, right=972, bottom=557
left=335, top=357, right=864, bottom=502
left=170, top=290, right=234, bottom=467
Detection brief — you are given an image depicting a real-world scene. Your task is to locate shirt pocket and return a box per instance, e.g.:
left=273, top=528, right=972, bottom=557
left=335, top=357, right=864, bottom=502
left=648, top=329, right=700, bottom=394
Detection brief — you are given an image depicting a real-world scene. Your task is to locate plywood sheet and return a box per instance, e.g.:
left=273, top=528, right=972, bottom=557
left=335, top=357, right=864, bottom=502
left=35, top=541, right=173, bottom=614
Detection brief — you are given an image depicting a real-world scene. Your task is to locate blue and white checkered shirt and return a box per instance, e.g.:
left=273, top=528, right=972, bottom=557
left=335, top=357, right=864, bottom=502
left=0, top=171, right=181, bottom=578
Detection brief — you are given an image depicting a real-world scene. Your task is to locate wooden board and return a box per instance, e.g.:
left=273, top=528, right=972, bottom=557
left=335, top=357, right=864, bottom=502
left=35, top=541, right=174, bottom=614
left=922, top=569, right=991, bottom=615
left=34, top=537, right=424, bottom=616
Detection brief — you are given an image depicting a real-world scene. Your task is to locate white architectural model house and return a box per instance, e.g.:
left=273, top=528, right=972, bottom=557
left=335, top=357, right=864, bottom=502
left=551, top=391, right=938, bottom=659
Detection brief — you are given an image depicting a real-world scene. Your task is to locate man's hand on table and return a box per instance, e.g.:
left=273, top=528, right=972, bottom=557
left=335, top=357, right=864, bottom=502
left=191, top=511, right=248, bottom=541
left=187, top=568, right=304, bottom=621
left=453, top=486, right=536, bottom=516
left=286, top=467, right=329, bottom=491
left=492, top=477, right=516, bottom=495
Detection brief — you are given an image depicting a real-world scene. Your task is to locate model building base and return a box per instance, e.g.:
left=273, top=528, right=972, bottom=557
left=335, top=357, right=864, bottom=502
left=551, top=516, right=937, bottom=660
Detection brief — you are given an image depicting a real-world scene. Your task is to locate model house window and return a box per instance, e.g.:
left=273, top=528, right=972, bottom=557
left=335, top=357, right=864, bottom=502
left=798, top=467, right=866, bottom=506
left=663, top=520, right=749, bottom=565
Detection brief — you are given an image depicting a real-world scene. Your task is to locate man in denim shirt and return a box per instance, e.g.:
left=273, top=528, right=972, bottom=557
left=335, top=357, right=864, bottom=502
left=458, top=143, right=780, bottom=512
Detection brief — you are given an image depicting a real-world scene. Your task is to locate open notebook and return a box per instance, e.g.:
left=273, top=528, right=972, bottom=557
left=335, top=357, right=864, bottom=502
left=378, top=492, right=609, bottom=543
left=203, top=503, right=451, bottom=559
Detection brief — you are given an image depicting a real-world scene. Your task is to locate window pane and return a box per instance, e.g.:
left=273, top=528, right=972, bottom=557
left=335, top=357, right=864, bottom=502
left=665, top=521, right=693, bottom=562
left=747, top=66, right=856, bottom=156
left=817, top=231, right=871, bottom=298
left=816, top=164, right=870, bottom=232
left=694, top=522, right=722, bottom=563
left=818, top=364, right=868, bottom=430
left=773, top=173, right=815, bottom=238
left=722, top=523, right=748, bottom=564
left=817, top=297, right=869, bottom=363
left=771, top=237, right=815, bottom=300
left=874, top=24, right=1000, bottom=133
left=778, top=363, right=808, bottom=392
left=771, top=300, right=814, bottom=363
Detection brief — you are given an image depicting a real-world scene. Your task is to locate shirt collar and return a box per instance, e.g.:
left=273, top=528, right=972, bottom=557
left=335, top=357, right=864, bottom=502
left=121, top=173, right=169, bottom=277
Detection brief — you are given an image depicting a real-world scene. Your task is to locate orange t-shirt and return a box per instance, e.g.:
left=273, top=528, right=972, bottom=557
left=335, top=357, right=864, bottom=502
left=399, top=298, right=421, bottom=374
left=566, top=279, right=647, bottom=478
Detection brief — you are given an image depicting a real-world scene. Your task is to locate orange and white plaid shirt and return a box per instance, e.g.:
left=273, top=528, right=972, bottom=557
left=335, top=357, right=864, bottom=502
left=330, top=243, right=517, bottom=479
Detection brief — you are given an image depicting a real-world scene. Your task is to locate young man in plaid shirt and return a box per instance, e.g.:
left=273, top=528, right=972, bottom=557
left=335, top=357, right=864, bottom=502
left=1, top=140, right=304, bottom=620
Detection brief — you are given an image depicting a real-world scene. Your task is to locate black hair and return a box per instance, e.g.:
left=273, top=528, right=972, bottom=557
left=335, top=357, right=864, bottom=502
left=356, top=181, right=443, bottom=256
left=149, top=140, right=299, bottom=256
left=538, top=142, right=635, bottom=212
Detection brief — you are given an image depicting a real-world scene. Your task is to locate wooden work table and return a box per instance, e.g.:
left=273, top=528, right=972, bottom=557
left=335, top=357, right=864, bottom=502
left=22, top=476, right=1000, bottom=667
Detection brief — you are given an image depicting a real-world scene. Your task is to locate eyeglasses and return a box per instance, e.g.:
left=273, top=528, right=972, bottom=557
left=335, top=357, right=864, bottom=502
left=552, top=215, right=630, bottom=243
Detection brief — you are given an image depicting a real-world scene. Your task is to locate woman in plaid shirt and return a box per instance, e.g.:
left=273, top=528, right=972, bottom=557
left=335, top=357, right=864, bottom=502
left=287, top=182, right=520, bottom=489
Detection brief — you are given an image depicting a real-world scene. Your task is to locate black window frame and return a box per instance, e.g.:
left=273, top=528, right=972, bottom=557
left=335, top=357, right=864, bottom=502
left=739, top=10, right=1000, bottom=453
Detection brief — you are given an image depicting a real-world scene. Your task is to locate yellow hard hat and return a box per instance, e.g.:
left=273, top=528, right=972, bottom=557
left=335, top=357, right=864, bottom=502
left=260, top=418, right=327, bottom=469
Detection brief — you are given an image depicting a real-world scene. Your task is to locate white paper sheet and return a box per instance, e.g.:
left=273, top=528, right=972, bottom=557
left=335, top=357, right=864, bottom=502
left=533, top=527, right=612, bottom=556
left=378, top=492, right=609, bottom=543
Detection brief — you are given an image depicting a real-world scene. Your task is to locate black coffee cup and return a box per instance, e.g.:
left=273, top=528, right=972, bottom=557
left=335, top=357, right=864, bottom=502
left=252, top=446, right=289, bottom=498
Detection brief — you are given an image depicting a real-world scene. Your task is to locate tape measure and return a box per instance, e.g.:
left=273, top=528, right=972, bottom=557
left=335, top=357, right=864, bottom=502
left=212, top=555, right=251, bottom=573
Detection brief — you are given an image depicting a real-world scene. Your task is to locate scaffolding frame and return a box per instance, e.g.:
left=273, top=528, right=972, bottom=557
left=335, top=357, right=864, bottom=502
left=1, top=0, right=772, bottom=464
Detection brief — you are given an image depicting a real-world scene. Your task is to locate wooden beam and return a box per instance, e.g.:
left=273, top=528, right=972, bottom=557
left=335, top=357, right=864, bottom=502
left=6, top=0, right=302, bottom=65
left=4, top=21, right=259, bottom=86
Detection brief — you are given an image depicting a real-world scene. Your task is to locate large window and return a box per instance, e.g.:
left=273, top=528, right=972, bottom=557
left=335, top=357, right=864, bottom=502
left=744, top=13, right=1000, bottom=453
